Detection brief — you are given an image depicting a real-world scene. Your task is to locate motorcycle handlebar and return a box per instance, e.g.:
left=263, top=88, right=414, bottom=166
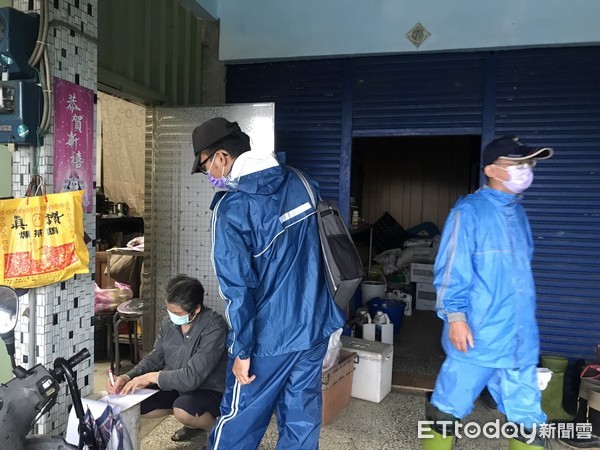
left=67, top=347, right=90, bottom=369
left=52, top=347, right=90, bottom=381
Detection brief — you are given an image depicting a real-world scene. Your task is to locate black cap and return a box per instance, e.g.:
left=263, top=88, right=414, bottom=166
left=191, top=118, right=241, bottom=174
left=482, top=135, right=554, bottom=167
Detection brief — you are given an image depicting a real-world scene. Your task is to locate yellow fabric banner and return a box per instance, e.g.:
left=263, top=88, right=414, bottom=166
left=0, top=190, right=89, bottom=288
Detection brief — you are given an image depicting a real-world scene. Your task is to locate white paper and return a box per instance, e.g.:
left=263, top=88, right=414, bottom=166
left=65, top=389, right=157, bottom=446
left=98, top=388, right=158, bottom=410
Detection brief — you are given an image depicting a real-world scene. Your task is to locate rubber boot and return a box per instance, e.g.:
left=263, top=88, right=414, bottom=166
left=422, top=429, right=455, bottom=450
left=422, top=394, right=457, bottom=450
left=558, top=386, right=600, bottom=449
left=541, top=355, right=574, bottom=421
left=507, top=437, right=544, bottom=449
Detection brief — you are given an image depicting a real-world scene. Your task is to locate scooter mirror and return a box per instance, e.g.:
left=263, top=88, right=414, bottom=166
left=0, top=285, right=19, bottom=335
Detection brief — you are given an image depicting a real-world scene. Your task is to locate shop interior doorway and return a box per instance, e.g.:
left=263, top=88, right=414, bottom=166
left=350, top=134, right=481, bottom=389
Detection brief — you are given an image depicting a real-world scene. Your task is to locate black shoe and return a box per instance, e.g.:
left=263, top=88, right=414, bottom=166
left=170, top=426, right=204, bottom=442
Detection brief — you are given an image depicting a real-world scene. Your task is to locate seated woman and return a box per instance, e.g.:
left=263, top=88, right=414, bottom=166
left=106, top=274, right=228, bottom=442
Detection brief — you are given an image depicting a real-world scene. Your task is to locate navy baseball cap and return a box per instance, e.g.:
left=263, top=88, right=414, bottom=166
left=191, top=118, right=241, bottom=174
left=482, top=135, right=554, bottom=167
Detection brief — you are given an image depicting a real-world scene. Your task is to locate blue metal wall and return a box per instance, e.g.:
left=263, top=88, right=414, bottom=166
left=493, top=47, right=600, bottom=361
left=226, top=59, right=345, bottom=201
left=352, top=53, right=486, bottom=136
left=226, top=47, right=600, bottom=362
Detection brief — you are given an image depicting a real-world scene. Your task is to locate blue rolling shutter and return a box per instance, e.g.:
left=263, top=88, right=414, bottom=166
left=352, top=53, right=486, bottom=135
left=226, top=60, right=344, bottom=201
left=494, top=47, right=600, bottom=361
left=226, top=46, right=600, bottom=362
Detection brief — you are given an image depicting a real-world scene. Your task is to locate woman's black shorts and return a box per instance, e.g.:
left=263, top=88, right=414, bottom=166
left=140, top=388, right=222, bottom=418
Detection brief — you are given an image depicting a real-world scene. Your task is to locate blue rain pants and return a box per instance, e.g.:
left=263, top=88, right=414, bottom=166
left=207, top=338, right=328, bottom=450
left=431, top=357, right=546, bottom=430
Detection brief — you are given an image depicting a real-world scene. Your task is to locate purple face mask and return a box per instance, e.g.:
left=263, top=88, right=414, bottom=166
left=206, top=155, right=228, bottom=189
left=208, top=174, right=228, bottom=189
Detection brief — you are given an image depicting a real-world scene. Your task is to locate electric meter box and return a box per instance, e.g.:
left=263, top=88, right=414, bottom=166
left=0, top=80, right=42, bottom=145
left=0, top=8, right=39, bottom=79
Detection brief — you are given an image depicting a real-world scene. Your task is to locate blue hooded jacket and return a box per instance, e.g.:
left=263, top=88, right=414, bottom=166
left=434, top=186, right=540, bottom=368
left=210, top=152, right=345, bottom=359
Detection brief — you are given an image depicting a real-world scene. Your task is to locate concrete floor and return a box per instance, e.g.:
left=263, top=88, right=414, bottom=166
left=93, top=310, right=575, bottom=449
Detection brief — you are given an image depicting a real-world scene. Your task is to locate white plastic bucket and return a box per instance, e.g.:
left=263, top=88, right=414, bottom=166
left=361, top=280, right=386, bottom=306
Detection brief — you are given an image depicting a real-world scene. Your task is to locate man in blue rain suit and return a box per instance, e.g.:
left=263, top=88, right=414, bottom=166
left=422, top=136, right=554, bottom=450
left=190, top=117, right=345, bottom=450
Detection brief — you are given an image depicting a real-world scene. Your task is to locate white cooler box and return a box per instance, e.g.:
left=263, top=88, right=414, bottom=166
left=340, top=335, right=393, bottom=403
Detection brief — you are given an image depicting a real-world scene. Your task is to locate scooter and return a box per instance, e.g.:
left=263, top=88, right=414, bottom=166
left=0, top=285, right=97, bottom=449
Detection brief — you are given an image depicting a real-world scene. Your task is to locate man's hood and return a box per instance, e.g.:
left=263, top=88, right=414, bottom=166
left=226, top=151, right=285, bottom=195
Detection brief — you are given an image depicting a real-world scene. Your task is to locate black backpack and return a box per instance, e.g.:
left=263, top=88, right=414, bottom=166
left=292, top=168, right=364, bottom=309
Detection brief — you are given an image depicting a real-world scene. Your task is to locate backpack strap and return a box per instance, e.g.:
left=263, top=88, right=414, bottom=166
left=288, top=166, right=321, bottom=207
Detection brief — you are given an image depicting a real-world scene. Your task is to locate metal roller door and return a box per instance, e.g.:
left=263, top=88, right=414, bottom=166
left=227, top=47, right=600, bottom=361
left=227, top=59, right=345, bottom=202
left=494, top=47, right=600, bottom=361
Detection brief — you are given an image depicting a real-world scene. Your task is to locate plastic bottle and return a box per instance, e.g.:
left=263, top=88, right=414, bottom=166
left=389, top=290, right=413, bottom=317
left=357, top=310, right=376, bottom=341
left=373, top=310, right=394, bottom=344
left=399, top=292, right=413, bottom=317
left=373, top=311, right=387, bottom=341
left=355, top=310, right=369, bottom=339
left=351, top=211, right=359, bottom=229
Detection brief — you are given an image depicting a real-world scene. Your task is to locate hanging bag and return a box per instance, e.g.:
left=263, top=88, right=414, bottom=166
left=0, top=176, right=89, bottom=289
left=291, top=168, right=364, bottom=309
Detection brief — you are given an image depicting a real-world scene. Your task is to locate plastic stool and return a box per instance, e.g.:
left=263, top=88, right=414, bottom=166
left=112, top=298, right=144, bottom=375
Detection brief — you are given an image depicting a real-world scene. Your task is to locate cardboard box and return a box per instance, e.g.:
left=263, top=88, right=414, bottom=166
left=340, top=336, right=393, bottom=403
left=411, top=263, right=434, bottom=283
left=416, top=282, right=437, bottom=311
left=322, top=350, right=355, bottom=425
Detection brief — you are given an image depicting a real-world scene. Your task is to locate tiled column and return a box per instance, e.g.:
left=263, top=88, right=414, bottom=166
left=12, top=0, right=98, bottom=434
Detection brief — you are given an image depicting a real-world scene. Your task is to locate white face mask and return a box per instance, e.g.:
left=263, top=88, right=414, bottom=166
left=494, top=164, right=534, bottom=194
left=168, top=310, right=192, bottom=326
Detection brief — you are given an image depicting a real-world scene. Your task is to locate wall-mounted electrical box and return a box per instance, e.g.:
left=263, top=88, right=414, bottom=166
left=0, top=80, right=42, bottom=145
left=0, top=8, right=40, bottom=79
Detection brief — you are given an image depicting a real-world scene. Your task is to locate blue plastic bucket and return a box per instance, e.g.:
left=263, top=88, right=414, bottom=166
left=367, top=297, right=405, bottom=335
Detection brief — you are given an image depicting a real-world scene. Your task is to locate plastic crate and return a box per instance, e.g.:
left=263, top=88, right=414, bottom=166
left=322, top=350, right=355, bottom=425
left=371, top=212, right=408, bottom=253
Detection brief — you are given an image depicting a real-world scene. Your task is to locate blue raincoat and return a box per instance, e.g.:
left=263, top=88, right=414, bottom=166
left=431, top=187, right=545, bottom=427
left=207, top=151, right=345, bottom=450
left=210, top=152, right=345, bottom=358
left=434, top=186, right=540, bottom=368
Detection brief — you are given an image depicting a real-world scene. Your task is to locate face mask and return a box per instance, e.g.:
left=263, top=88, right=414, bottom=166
left=167, top=310, right=192, bottom=326
left=495, top=164, right=534, bottom=194
left=207, top=155, right=228, bottom=189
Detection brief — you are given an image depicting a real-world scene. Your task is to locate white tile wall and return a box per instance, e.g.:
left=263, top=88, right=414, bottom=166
left=150, top=104, right=273, bottom=325
left=13, top=0, right=98, bottom=435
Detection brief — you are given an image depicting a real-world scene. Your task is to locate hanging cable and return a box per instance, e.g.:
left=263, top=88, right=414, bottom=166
left=25, top=1, right=51, bottom=134
left=27, top=0, right=48, bottom=68
left=39, top=51, right=52, bottom=133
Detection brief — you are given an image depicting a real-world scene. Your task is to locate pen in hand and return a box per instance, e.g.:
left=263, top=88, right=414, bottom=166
left=108, top=369, right=118, bottom=394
